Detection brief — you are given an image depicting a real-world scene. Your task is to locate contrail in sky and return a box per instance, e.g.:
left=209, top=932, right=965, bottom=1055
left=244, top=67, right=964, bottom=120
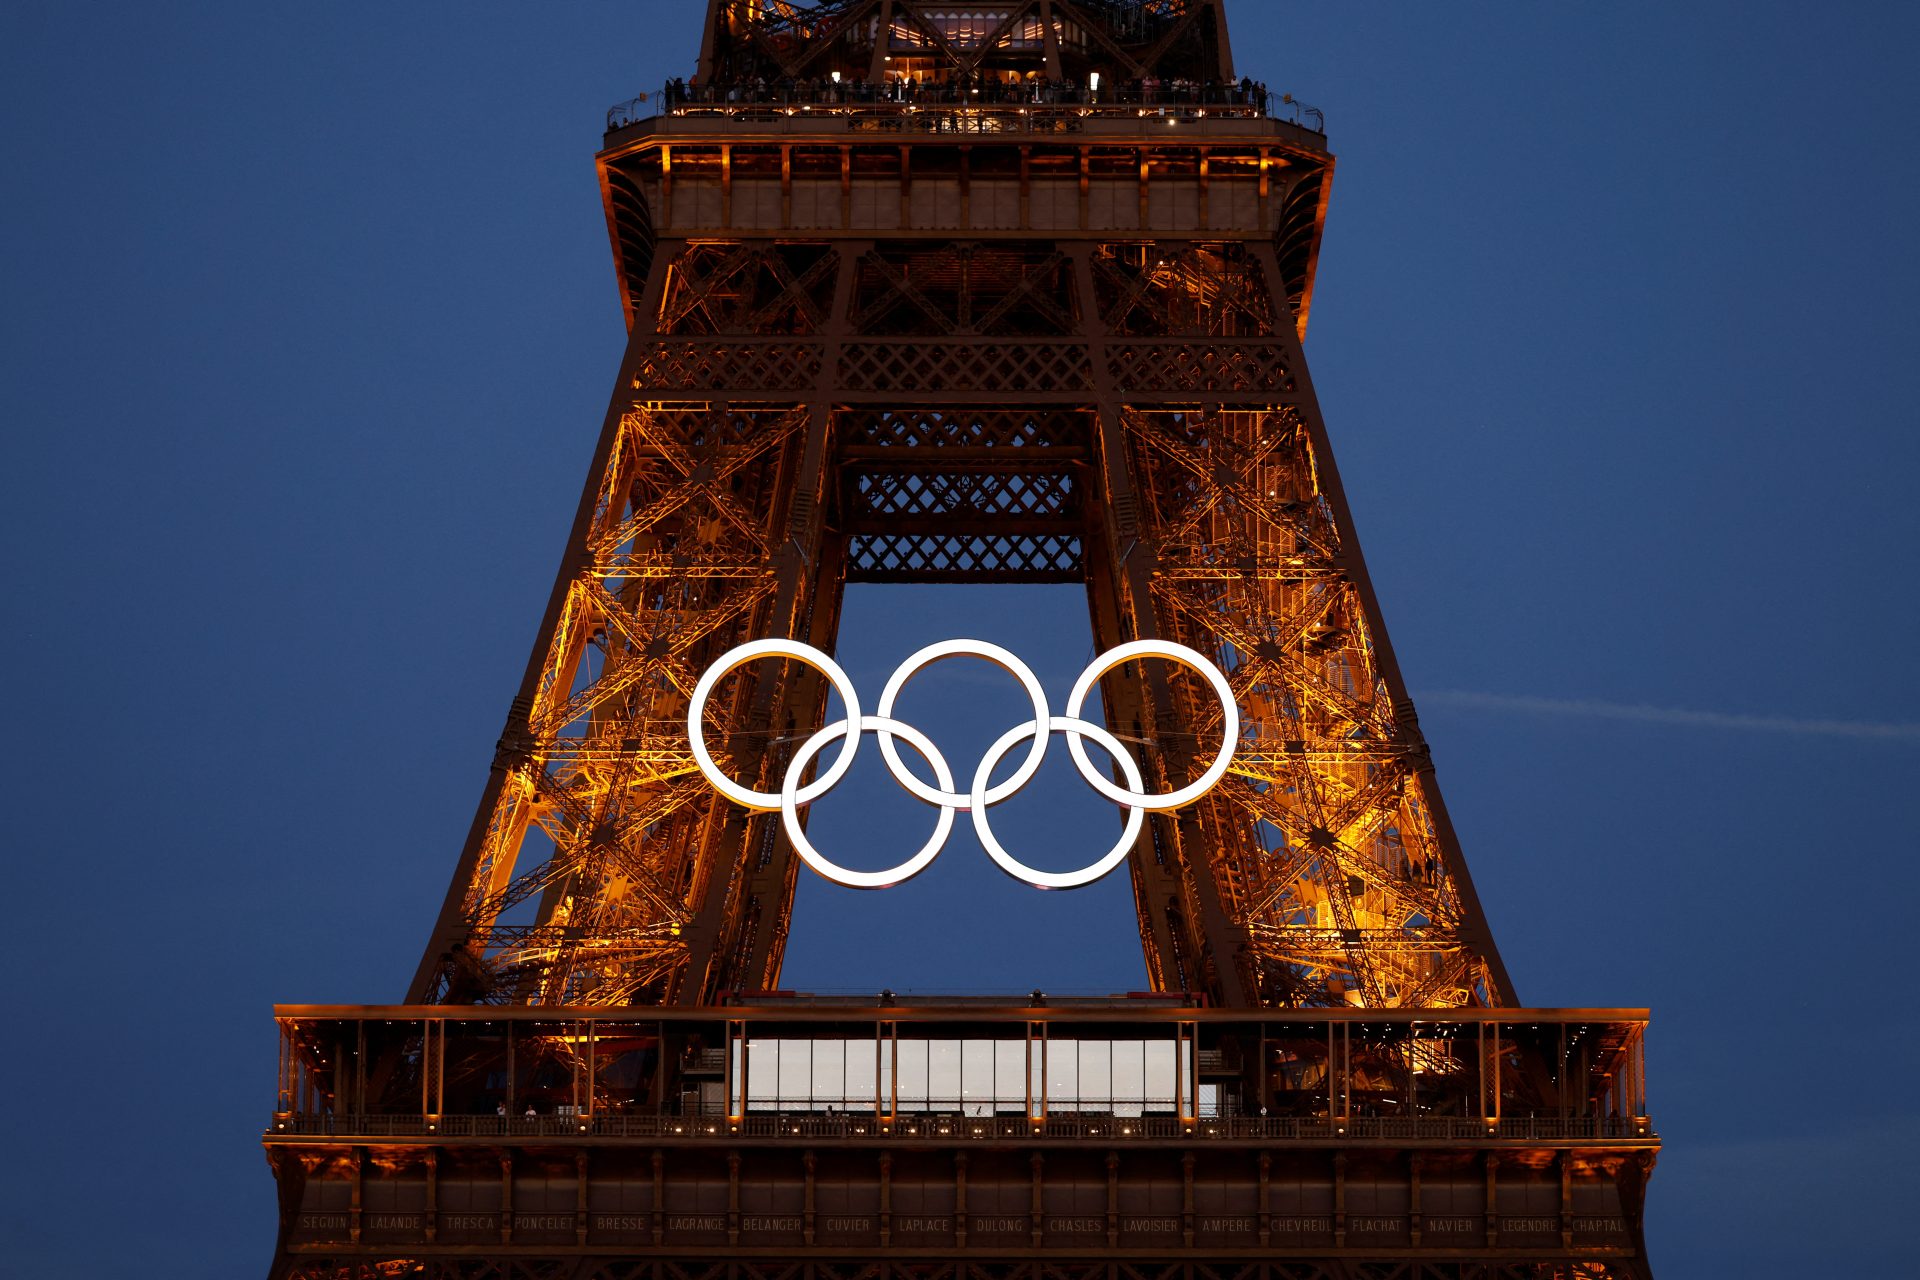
left=1414, top=689, right=1920, bottom=742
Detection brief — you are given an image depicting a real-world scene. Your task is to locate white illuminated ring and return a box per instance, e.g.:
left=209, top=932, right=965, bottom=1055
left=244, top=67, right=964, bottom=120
left=873, top=639, right=1051, bottom=809
left=971, top=716, right=1145, bottom=890
left=783, top=716, right=956, bottom=889
left=1062, top=639, right=1239, bottom=811
left=686, top=638, right=862, bottom=811
left=685, top=637, right=1239, bottom=890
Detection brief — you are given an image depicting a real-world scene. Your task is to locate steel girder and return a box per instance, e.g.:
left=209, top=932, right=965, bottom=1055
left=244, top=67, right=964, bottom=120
left=405, top=234, right=1513, bottom=1012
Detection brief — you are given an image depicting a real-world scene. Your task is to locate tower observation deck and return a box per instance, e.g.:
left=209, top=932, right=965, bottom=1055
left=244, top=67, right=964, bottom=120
left=262, top=4, right=1659, bottom=1277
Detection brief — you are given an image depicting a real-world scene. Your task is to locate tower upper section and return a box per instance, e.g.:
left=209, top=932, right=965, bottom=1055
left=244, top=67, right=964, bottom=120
left=697, top=0, right=1236, bottom=91
left=596, top=1, right=1333, bottom=338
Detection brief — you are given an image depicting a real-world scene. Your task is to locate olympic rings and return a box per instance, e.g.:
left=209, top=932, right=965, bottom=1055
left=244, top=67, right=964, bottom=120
left=782, top=716, right=955, bottom=889
left=971, top=716, right=1146, bottom=890
left=687, top=638, right=862, bottom=811
left=686, top=637, right=1238, bottom=891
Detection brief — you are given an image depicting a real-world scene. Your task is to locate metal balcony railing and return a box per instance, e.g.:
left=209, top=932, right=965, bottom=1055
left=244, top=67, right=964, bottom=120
left=269, top=1110, right=1653, bottom=1144
left=607, top=83, right=1323, bottom=137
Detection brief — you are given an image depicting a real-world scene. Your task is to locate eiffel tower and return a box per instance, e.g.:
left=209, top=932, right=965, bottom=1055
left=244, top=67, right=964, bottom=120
left=264, top=4, right=1658, bottom=1277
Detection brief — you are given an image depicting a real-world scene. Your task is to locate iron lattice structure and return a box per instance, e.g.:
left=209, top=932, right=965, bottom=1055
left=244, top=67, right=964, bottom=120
left=693, top=0, right=1237, bottom=94
left=264, top=4, right=1657, bottom=1278
left=410, top=9, right=1512, bottom=1018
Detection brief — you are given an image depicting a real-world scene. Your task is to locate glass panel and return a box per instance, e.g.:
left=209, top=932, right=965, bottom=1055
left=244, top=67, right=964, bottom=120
left=960, top=1039, right=995, bottom=1117
left=1144, top=1040, right=1177, bottom=1113
left=895, top=1037, right=928, bottom=1111
left=996, top=1038, right=1027, bottom=1112
left=745, top=1039, right=775, bottom=1112
left=777, top=1037, right=811, bottom=1109
left=1079, top=1040, right=1112, bottom=1107
left=849, top=1037, right=880, bottom=1112
left=928, top=1039, right=961, bottom=1112
left=1047, top=1037, right=1078, bottom=1112
left=1111, top=1038, right=1145, bottom=1117
left=813, top=1038, right=847, bottom=1109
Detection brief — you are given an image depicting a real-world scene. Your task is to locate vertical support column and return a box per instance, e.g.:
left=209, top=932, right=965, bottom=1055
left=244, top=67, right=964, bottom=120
left=1560, top=1151, right=1574, bottom=1249
left=1039, top=0, right=1062, bottom=80
left=1243, top=240, right=1520, bottom=1007
left=577, top=1151, right=592, bottom=1246
left=954, top=1151, right=969, bottom=1247
left=1408, top=1153, right=1423, bottom=1247
left=499, top=1152, right=514, bottom=1247
left=1478, top=1019, right=1489, bottom=1128
left=1484, top=1153, right=1500, bottom=1250
left=803, top=1150, right=817, bottom=1246
left=708, top=239, right=870, bottom=999
left=839, top=145, right=852, bottom=230
left=425, top=1149, right=438, bottom=1244
left=959, top=144, right=972, bottom=228
left=878, top=1151, right=894, bottom=1248
left=1256, top=1021, right=1268, bottom=1117
left=582, top=1018, right=596, bottom=1121
left=1180, top=1150, right=1196, bottom=1248
left=650, top=1020, right=667, bottom=1114
left=660, top=145, right=673, bottom=229
left=1494, top=1021, right=1504, bottom=1128
left=1105, top=1151, right=1120, bottom=1247
left=884, top=1019, right=899, bottom=1121
left=782, top=144, right=794, bottom=228
left=1029, top=1152, right=1045, bottom=1247
left=1019, top=144, right=1032, bottom=230
left=1068, top=242, right=1249, bottom=1007
left=1197, top=148, right=1210, bottom=229
left=1559, top=1021, right=1570, bottom=1120
left=1257, top=1151, right=1271, bottom=1247
left=869, top=0, right=896, bottom=79
left=899, top=145, right=912, bottom=229
left=349, top=1147, right=364, bottom=1245
left=1137, top=149, right=1150, bottom=230
left=1177, top=1020, right=1199, bottom=1123
left=1077, top=147, right=1090, bottom=232
left=725, top=1019, right=744, bottom=1122
left=1331, top=1151, right=1346, bottom=1248
left=727, top=1150, right=742, bottom=1247
left=1328, top=1019, right=1339, bottom=1126
left=650, top=1150, right=666, bottom=1246
left=406, top=237, right=682, bottom=1006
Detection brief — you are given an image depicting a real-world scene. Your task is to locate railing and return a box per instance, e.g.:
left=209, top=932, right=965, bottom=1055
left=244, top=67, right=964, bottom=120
left=607, top=84, right=1320, bottom=136
left=271, top=1111, right=1652, bottom=1144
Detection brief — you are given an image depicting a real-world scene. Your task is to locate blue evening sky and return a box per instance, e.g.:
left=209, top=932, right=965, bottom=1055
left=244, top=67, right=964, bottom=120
left=3, top=3, right=1915, bottom=1275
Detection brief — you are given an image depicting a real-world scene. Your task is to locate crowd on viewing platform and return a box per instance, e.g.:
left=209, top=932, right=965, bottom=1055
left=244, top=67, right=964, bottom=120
left=611, top=72, right=1322, bottom=132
